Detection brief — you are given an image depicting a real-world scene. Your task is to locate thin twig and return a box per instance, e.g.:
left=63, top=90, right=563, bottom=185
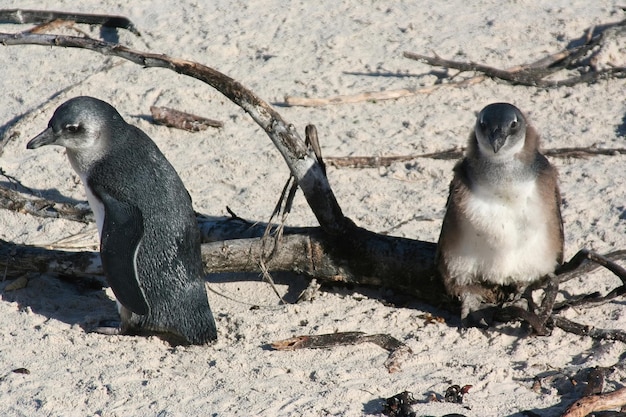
left=283, top=19, right=626, bottom=107
left=270, top=331, right=412, bottom=373
left=282, top=77, right=484, bottom=107
left=324, top=146, right=626, bottom=169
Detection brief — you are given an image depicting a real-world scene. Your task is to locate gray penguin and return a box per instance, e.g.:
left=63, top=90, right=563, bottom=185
left=436, top=103, right=563, bottom=327
left=27, top=96, right=217, bottom=345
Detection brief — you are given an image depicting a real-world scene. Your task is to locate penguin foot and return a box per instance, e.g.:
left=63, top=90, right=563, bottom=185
left=90, top=320, right=123, bottom=336
left=462, top=304, right=497, bottom=329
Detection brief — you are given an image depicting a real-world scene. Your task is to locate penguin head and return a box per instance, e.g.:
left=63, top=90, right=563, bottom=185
left=474, top=103, right=527, bottom=158
left=27, top=96, right=123, bottom=153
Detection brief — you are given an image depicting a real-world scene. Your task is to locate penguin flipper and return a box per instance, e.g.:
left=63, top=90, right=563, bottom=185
left=96, top=187, right=150, bottom=315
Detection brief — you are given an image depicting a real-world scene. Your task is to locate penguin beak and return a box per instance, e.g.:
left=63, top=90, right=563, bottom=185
left=27, top=127, right=56, bottom=149
left=489, top=130, right=506, bottom=153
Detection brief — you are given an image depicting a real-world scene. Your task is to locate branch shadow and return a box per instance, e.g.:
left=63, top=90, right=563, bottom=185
left=616, top=112, right=626, bottom=138
left=1, top=273, right=116, bottom=333
left=2, top=183, right=87, bottom=206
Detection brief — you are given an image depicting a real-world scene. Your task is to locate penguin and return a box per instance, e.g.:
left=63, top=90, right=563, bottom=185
left=436, top=102, right=563, bottom=327
left=27, top=96, right=217, bottom=345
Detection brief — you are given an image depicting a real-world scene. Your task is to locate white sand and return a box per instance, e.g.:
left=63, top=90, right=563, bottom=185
left=1, top=1, right=625, bottom=416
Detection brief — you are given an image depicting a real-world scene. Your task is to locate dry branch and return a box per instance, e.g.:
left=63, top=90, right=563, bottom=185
left=552, top=316, right=626, bottom=343
left=283, top=19, right=626, bottom=107
left=0, top=184, right=92, bottom=223
left=270, top=331, right=412, bottom=373
left=150, top=106, right=223, bottom=131
left=282, top=76, right=484, bottom=107
left=403, top=51, right=626, bottom=88
left=324, top=146, right=626, bottom=169
left=404, top=20, right=626, bottom=89
left=561, top=386, right=626, bottom=417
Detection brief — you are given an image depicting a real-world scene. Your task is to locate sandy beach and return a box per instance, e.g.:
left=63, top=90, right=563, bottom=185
left=0, top=1, right=625, bottom=416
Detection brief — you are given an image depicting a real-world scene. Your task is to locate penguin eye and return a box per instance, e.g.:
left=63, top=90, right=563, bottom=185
left=479, top=121, right=487, bottom=130
left=510, top=120, right=519, bottom=130
left=65, top=124, right=80, bottom=133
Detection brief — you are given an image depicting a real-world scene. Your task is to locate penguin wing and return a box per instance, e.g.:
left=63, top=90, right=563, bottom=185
left=94, top=186, right=150, bottom=315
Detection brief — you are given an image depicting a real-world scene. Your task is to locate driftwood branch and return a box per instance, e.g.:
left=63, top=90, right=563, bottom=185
left=150, top=106, right=223, bottom=131
left=270, top=331, right=413, bottom=373
left=324, top=146, right=626, bottom=169
left=552, top=316, right=626, bottom=343
left=283, top=19, right=626, bottom=106
left=282, top=76, right=484, bottom=107
left=560, top=386, right=626, bottom=417
left=0, top=183, right=93, bottom=223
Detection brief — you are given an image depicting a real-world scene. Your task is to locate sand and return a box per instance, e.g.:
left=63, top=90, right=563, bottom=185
left=0, top=1, right=625, bottom=416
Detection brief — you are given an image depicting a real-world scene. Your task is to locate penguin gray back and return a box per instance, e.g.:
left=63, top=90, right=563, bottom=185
left=27, top=96, right=217, bottom=345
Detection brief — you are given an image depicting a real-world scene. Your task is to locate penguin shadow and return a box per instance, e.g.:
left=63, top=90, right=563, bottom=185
left=208, top=270, right=451, bottom=320
left=207, top=271, right=313, bottom=304
left=99, top=26, right=121, bottom=44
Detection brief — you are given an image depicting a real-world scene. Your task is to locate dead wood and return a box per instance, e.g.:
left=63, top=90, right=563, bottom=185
left=561, top=386, right=626, bottom=417
left=552, top=316, right=626, bottom=343
left=0, top=183, right=92, bottom=223
left=0, top=9, right=140, bottom=35
left=405, top=19, right=626, bottom=89
left=150, top=106, right=223, bottom=131
left=283, top=19, right=626, bottom=107
left=270, top=331, right=412, bottom=373
left=324, top=146, right=626, bottom=169
left=404, top=50, right=626, bottom=88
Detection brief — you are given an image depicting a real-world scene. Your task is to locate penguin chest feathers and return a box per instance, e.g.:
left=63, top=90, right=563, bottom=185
left=67, top=148, right=107, bottom=236
left=449, top=177, right=557, bottom=286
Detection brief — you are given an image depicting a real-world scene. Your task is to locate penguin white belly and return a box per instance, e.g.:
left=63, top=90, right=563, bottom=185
left=78, top=175, right=121, bottom=313
left=449, top=180, right=556, bottom=286
left=78, top=173, right=105, bottom=236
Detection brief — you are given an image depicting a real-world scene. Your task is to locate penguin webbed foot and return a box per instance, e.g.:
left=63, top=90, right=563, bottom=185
left=90, top=320, right=123, bottom=336
left=461, top=304, right=497, bottom=329
left=89, top=320, right=194, bottom=346
left=460, top=292, right=496, bottom=329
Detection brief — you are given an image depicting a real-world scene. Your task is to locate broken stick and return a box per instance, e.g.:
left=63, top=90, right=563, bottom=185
left=323, top=146, right=626, bottom=169
left=150, top=106, right=223, bottom=131
left=270, top=331, right=413, bottom=373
